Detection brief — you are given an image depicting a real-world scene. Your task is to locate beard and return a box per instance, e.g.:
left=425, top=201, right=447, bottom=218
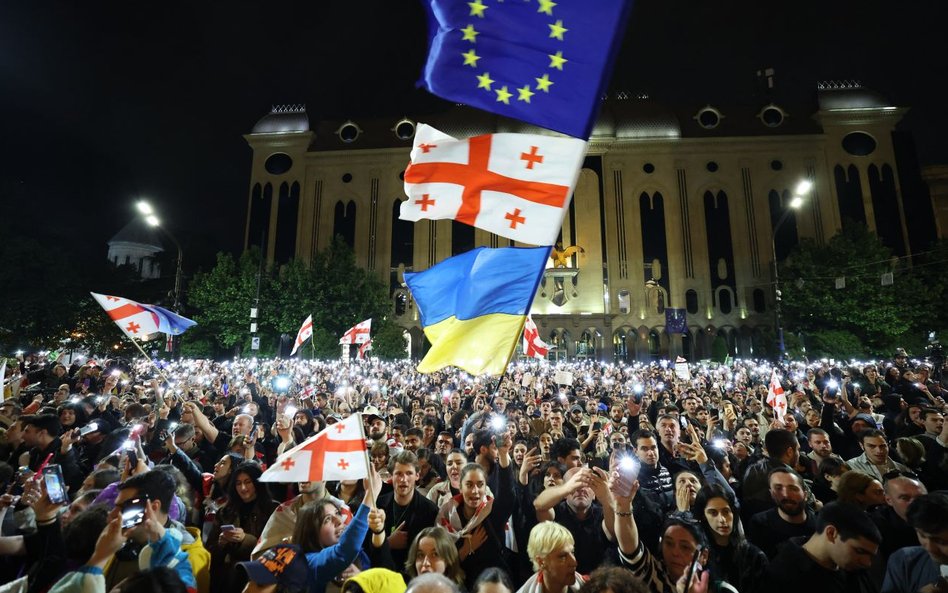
left=778, top=498, right=804, bottom=516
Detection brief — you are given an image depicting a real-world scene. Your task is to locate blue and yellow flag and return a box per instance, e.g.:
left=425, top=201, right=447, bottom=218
left=418, top=0, right=634, bottom=139
left=405, top=246, right=549, bottom=375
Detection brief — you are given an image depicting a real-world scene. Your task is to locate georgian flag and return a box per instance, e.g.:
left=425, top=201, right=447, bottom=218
left=522, top=315, right=549, bottom=360
left=260, top=413, right=369, bottom=482
left=290, top=315, right=313, bottom=356
left=358, top=339, right=373, bottom=360
left=340, top=319, right=371, bottom=345
left=91, top=292, right=196, bottom=340
left=400, top=124, right=588, bottom=247
left=767, top=370, right=788, bottom=421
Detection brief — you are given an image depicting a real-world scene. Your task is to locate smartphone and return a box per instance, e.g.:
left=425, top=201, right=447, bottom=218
left=710, top=409, right=720, bottom=420
left=42, top=464, right=69, bottom=505
left=679, top=416, right=688, bottom=429
left=593, top=421, right=602, bottom=431
left=120, top=497, right=148, bottom=529
left=684, top=548, right=702, bottom=591
left=125, top=442, right=139, bottom=469
left=79, top=422, right=99, bottom=437
left=616, top=456, right=639, bottom=497
left=492, top=434, right=505, bottom=448
left=220, top=524, right=236, bottom=532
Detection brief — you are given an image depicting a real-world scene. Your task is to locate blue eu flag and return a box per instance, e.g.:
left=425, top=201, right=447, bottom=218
left=418, top=0, right=634, bottom=139
left=665, top=308, right=687, bottom=335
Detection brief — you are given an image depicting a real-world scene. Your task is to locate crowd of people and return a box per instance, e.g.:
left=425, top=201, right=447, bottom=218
left=0, top=349, right=946, bottom=593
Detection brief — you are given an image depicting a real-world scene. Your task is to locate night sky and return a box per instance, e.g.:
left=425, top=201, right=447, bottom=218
left=2, top=0, right=946, bottom=272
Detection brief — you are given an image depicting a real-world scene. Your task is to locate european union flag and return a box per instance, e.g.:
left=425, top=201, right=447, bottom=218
left=419, top=0, right=634, bottom=139
left=140, top=304, right=197, bottom=336
left=405, top=246, right=548, bottom=375
left=665, top=308, right=687, bottom=335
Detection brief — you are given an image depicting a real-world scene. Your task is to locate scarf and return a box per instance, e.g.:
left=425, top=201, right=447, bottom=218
left=437, top=493, right=493, bottom=541
left=515, top=570, right=586, bottom=593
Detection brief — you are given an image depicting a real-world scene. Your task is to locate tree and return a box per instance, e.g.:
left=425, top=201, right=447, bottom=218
left=780, top=224, right=937, bottom=357
left=371, top=318, right=408, bottom=360
left=185, top=238, right=391, bottom=358
left=186, top=248, right=272, bottom=356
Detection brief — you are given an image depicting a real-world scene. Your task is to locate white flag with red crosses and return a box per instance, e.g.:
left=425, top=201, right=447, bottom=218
left=522, top=315, right=549, bottom=360
left=767, top=369, right=788, bottom=421
left=399, top=123, right=588, bottom=247
left=260, top=413, right=369, bottom=483
left=339, top=319, right=371, bottom=345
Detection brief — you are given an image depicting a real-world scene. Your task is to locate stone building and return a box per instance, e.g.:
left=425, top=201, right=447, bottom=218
left=242, top=85, right=938, bottom=361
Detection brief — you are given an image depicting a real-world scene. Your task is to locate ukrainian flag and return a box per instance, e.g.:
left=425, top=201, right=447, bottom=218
left=405, top=246, right=549, bottom=376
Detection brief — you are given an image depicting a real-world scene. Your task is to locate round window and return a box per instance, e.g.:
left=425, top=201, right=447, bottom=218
left=770, top=160, right=783, bottom=171
left=342, top=173, right=353, bottom=183
left=842, top=132, right=876, bottom=156
left=706, top=161, right=719, bottom=173
left=394, top=119, right=416, bottom=140
left=264, top=153, right=293, bottom=175
left=338, top=121, right=361, bottom=143
left=696, top=107, right=721, bottom=129
left=643, top=163, right=655, bottom=174
left=760, top=106, right=785, bottom=127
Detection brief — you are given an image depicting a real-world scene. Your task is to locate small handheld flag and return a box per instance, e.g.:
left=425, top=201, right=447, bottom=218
left=260, top=413, right=369, bottom=483
left=767, top=370, right=788, bottom=421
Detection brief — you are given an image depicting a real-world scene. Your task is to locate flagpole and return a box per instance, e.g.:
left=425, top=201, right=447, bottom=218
left=124, top=334, right=173, bottom=386
left=356, top=412, right=372, bottom=482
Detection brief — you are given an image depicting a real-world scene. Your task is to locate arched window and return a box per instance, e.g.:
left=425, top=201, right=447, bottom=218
left=752, top=289, right=766, bottom=313
left=718, top=288, right=733, bottom=314
left=685, top=290, right=699, bottom=314
left=333, top=200, right=357, bottom=248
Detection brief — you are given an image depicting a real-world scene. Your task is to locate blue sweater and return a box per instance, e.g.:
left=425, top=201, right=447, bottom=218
left=305, top=503, right=370, bottom=593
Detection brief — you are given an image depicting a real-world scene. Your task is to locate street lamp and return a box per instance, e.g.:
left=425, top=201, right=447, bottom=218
left=137, top=200, right=184, bottom=358
left=771, top=179, right=813, bottom=358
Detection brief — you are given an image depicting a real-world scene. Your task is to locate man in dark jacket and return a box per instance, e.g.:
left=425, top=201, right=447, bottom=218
left=21, top=414, right=83, bottom=492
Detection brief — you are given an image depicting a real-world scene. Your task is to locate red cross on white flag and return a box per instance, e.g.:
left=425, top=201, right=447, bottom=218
left=291, top=315, right=314, bottom=356
left=260, top=413, right=369, bottom=483
left=399, top=123, right=588, bottom=246
left=91, top=292, right=161, bottom=340
left=339, top=319, right=371, bottom=345
left=767, top=369, right=789, bottom=421
left=522, top=315, right=550, bottom=360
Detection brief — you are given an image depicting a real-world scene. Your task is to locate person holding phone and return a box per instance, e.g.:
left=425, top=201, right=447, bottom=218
left=207, top=462, right=278, bottom=593
left=610, top=472, right=710, bottom=593
left=106, top=470, right=208, bottom=593
left=21, top=414, right=83, bottom=493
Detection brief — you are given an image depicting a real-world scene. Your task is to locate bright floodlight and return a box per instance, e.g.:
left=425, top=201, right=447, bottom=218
left=789, top=196, right=804, bottom=209
left=145, top=215, right=160, bottom=227
left=136, top=201, right=154, bottom=215
left=795, top=179, right=813, bottom=196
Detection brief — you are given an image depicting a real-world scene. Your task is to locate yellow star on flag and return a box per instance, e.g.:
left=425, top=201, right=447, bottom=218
left=460, top=24, right=479, bottom=42
left=462, top=49, right=480, bottom=67
left=535, top=73, right=553, bottom=92
left=548, top=51, right=567, bottom=70
left=468, top=0, right=487, bottom=18
left=517, top=85, right=535, bottom=103
left=495, top=85, right=512, bottom=104
left=538, top=0, right=557, bottom=16
left=548, top=19, right=567, bottom=40
left=476, top=72, right=494, bottom=90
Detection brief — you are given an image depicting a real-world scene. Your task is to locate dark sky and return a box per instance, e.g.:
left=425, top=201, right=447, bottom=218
left=2, top=0, right=946, bottom=271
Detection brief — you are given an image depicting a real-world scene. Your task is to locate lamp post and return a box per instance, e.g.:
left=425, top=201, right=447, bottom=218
left=137, top=200, right=184, bottom=357
left=771, top=179, right=812, bottom=358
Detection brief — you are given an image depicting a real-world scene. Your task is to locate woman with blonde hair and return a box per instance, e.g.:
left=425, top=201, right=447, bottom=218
left=404, top=526, right=465, bottom=586
left=517, top=521, right=584, bottom=593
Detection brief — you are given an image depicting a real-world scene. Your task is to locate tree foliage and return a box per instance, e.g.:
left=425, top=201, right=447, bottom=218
left=185, top=237, right=391, bottom=358
left=371, top=318, right=408, bottom=360
left=780, top=224, right=944, bottom=357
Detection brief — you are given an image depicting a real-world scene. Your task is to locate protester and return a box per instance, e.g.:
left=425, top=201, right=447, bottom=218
left=0, top=352, right=944, bottom=593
